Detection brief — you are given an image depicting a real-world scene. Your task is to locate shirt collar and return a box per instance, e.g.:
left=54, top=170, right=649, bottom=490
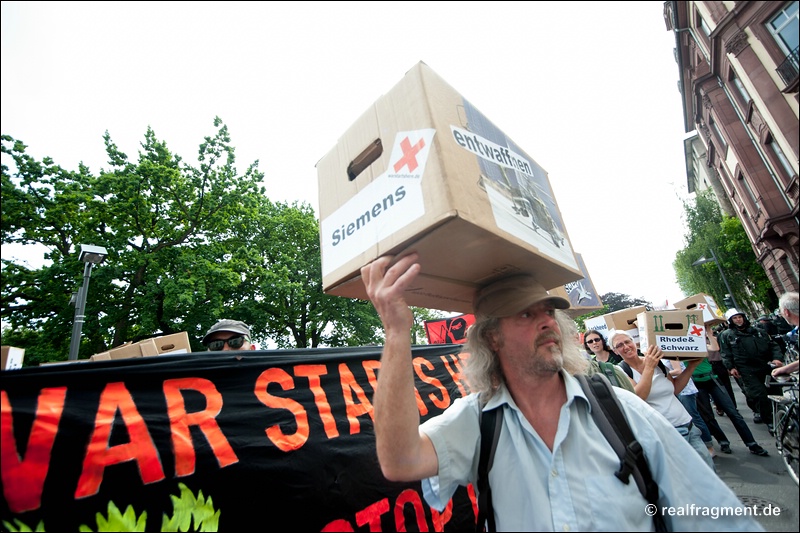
left=481, top=369, right=591, bottom=413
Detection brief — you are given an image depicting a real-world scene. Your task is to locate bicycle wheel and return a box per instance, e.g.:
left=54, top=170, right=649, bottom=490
left=777, top=405, right=799, bottom=485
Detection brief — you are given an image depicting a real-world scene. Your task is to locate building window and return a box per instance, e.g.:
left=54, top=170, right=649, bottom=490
left=729, top=70, right=752, bottom=104
left=768, top=1, right=799, bottom=56
left=698, top=15, right=712, bottom=37
left=710, top=117, right=727, bottom=148
left=766, top=132, right=796, bottom=180
left=769, top=266, right=788, bottom=293
left=781, top=254, right=800, bottom=286
left=737, top=171, right=759, bottom=211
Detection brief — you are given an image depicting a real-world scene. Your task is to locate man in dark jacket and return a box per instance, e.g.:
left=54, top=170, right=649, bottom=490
left=719, top=309, right=784, bottom=430
left=756, top=314, right=787, bottom=354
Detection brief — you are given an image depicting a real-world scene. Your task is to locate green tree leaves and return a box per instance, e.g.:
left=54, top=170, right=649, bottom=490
left=673, top=189, right=773, bottom=316
left=1, top=119, right=383, bottom=364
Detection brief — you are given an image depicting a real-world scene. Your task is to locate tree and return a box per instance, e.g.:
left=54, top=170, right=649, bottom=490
left=222, top=200, right=384, bottom=348
left=1, top=119, right=385, bottom=365
left=573, top=306, right=611, bottom=332
left=598, top=293, right=651, bottom=313
left=673, top=189, right=774, bottom=317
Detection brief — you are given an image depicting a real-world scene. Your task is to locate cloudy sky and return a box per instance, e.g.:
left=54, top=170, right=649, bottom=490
left=1, top=1, right=694, bottom=308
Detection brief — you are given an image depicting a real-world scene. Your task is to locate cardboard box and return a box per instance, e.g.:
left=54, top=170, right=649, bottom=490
left=672, top=293, right=725, bottom=325
left=637, top=310, right=707, bottom=359
left=549, top=253, right=604, bottom=318
left=1, top=346, right=25, bottom=370
left=89, top=332, right=191, bottom=361
left=316, top=61, right=581, bottom=313
left=584, top=306, right=648, bottom=345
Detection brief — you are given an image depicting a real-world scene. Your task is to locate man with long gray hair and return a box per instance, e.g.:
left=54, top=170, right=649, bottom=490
left=361, top=252, right=761, bottom=532
left=773, top=291, right=799, bottom=378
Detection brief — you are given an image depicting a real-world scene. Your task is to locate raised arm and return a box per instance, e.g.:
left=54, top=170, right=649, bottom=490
left=670, top=358, right=703, bottom=395
left=706, top=333, right=720, bottom=352
left=632, top=346, right=661, bottom=400
left=361, top=253, right=438, bottom=482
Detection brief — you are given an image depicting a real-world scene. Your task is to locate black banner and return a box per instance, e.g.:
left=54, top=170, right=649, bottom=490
left=1, top=345, right=476, bottom=531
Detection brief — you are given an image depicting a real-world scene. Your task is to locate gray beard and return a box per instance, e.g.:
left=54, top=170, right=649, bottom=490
left=530, top=344, right=564, bottom=375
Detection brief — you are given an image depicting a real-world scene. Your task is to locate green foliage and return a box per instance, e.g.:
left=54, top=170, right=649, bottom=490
left=596, top=293, right=651, bottom=313
left=79, top=501, right=147, bottom=532
left=225, top=200, right=383, bottom=348
left=1, top=518, right=45, bottom=532
left=673, top=190, right=774, bottom=316
left=1, top=120, right=384, bottom=363
left=161, top=483, right=220, bottom=532
left=2, top=483, right=218, bottom=532
left=573, top=305, right=611, bottom=332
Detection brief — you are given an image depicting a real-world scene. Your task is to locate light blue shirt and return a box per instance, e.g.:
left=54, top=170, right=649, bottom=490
left=419, top=371, right=763, bottom=532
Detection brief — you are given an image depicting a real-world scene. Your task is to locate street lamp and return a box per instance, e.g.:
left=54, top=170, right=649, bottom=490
left=691, top=248, right=740, bottom=310
left=68, top=244, right=108, bottom=361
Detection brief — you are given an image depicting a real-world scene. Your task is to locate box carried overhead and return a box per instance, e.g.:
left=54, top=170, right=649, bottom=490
left=584, top=306, right=648, bottom=345
left=316, top=61, right=581, bottom=313
left=637, top=310, right=707, bottom=359
left=673, top=293, right=725, bottom=325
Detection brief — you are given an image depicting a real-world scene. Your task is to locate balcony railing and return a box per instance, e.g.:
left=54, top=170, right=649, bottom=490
left=776, top=46, right=799, bottom=86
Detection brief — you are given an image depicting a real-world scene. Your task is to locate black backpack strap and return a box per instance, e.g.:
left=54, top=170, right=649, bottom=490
left=576, top=373, right=666, bottom=532
left=476, top=406, right=502, bottom=533
left=657, top=360, right=669, bottom=377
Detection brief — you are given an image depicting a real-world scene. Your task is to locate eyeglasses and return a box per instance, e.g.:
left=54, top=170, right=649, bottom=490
left=586, top=338, right=602, bottom=344
left=205, top=335, right=249, bottom=351
left=613, top=339, right=635, bottom=351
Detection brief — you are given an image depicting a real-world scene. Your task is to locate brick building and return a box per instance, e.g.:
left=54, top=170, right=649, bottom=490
left=665, top=1, right=799, bottom=294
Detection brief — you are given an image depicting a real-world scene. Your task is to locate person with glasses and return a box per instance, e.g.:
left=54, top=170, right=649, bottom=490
left=358, top=252, right=757, bottom=531
left=583, top=329, right=622, bottom=364
left=609, top=330, right=713, bottom=470
left=579, top=328, right=635, bottom=392
left=202, top=319, right=256, bottom=351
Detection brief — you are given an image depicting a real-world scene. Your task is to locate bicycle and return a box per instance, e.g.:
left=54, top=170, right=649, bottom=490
left=766, top=373, right=799, bottom=485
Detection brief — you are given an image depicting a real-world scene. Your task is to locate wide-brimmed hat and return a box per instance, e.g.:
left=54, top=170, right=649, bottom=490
left=202, top=319, right=251, bottom=344
left=474, top=274, right=570, bottom=318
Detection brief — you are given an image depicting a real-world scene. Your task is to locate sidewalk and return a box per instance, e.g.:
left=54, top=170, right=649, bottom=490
left=709, top=383, right=798, bottom=531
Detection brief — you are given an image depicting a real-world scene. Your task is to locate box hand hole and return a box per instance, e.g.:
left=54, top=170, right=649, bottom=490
left=347, top=139, right=383, bottom=181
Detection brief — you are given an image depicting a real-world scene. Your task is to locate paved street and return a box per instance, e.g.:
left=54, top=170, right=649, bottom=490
left=709, top=384, right=798, bottom=531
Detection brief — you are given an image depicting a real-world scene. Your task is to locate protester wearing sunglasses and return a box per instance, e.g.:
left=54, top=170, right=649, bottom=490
left=202, top=319, right=256, bottom=351
left=583, top=329, right=622, bottom=364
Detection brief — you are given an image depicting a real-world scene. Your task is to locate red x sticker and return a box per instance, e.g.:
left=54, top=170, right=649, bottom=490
left=393, top=137, right=426, bottom=173
left=690, top=325, right=704, bottom=337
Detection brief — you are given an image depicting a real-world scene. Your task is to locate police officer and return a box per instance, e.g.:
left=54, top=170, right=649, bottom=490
left=718, top=308, right=784, bottom=430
